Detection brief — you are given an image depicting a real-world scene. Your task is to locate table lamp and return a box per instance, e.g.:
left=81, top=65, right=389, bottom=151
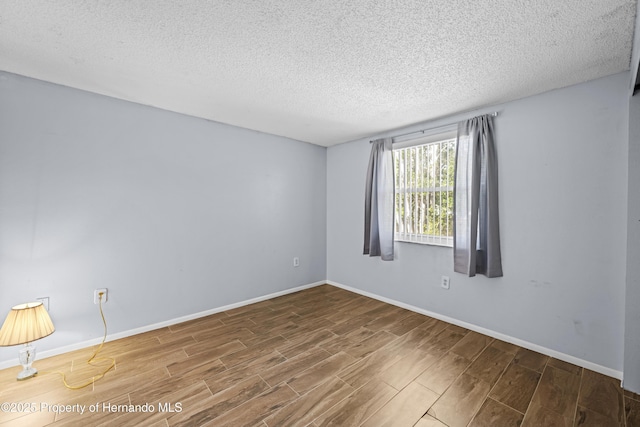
left=0, top=302, right=55, bottom=380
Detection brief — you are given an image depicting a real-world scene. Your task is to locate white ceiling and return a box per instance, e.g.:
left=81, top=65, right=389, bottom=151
left=0, top=1, right=637, bottom=146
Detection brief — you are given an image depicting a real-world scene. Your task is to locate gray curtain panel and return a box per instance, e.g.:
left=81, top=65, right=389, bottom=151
left=363, top=138, right=395, bottom=261
left=453, top=115, right=503, bottom=277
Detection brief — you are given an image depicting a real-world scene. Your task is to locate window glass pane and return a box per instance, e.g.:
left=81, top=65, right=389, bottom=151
left=393, top=136, right=456, bottom=247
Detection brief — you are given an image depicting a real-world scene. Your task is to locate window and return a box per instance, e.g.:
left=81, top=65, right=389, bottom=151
left=394, top=128, right=457, bottom=246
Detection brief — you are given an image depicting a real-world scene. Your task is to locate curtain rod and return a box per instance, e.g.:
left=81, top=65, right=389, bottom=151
left=370, top=111, right=498, bottom=143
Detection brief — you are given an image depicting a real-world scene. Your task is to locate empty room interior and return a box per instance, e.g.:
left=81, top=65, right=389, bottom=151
left=1, top=1, right=640, bottom=426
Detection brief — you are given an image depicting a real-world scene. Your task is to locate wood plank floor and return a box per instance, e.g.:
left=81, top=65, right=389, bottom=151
left=0, top=284, right=638, bottom=426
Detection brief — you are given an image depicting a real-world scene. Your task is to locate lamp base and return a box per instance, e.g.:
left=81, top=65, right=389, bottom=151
left=17, top=367, right=37, bottom=381
left=16, top=343, right=38, bottom=381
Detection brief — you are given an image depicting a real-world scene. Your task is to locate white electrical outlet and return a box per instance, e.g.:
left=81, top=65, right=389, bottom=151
left=441, top=276, right=450, bottom=290
left=94, top=288, right=108, bottom=304
left=293, top=257, right=300, bottom=267
left=36, top=297, right=50, bottom=311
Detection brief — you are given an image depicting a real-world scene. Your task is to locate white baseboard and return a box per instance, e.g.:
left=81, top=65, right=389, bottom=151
left=2, top=279, right=623, bottom=382
left=0, top=281, right=325, bottom=370
left=326, top=280, right=623, bottom=381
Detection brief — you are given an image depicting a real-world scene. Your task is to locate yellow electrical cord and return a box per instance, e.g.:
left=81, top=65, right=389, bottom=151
left=43, top=293, right=116, bottom=389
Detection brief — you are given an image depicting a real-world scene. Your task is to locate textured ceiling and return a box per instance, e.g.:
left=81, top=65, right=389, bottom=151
left=0, top=1, right=637, bottom=146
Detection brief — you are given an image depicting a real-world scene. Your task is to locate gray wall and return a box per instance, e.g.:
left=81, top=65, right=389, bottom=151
left=623, top=0, right=640, bottom=393
left=625, top=93, right=640, bottom=392
left=0, top=69, right=633, bottom=379
left=0, top=72, right=327, bottom=364
left=327, top=72, right=629, bottom=373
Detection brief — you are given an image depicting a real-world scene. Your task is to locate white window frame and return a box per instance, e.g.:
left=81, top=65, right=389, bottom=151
left=393, top=125, right=457, bottom=247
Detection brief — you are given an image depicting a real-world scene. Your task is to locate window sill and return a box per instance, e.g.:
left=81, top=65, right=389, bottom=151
left=395, top=237, right=453, bottom=248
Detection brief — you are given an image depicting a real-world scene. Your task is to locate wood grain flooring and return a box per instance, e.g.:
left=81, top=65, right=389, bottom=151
left=0, top=284, right=638, bottom=426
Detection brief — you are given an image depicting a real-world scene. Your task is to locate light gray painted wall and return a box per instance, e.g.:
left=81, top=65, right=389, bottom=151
left=623, top=0, right=640, bottom=388
left=0, top=68, right=632, bottom=376
left=0, top=72, right=326, bottom=365
left=327, top=72, right=629, bottom=372
left=625, top=5, right=640, bottom=392
left=625, top=93, right=640, bottom=392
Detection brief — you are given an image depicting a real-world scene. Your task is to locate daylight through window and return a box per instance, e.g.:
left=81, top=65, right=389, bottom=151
left=394, top=132, right=456, bottom=246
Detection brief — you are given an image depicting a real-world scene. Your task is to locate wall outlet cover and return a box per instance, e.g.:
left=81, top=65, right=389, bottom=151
left=94, top=288, right=108, bottom=304
left=36, top=297, right=50, bottom=311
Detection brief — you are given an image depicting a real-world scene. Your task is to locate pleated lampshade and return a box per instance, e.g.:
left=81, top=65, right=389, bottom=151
left=0, top=302, right=55, bottom=346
